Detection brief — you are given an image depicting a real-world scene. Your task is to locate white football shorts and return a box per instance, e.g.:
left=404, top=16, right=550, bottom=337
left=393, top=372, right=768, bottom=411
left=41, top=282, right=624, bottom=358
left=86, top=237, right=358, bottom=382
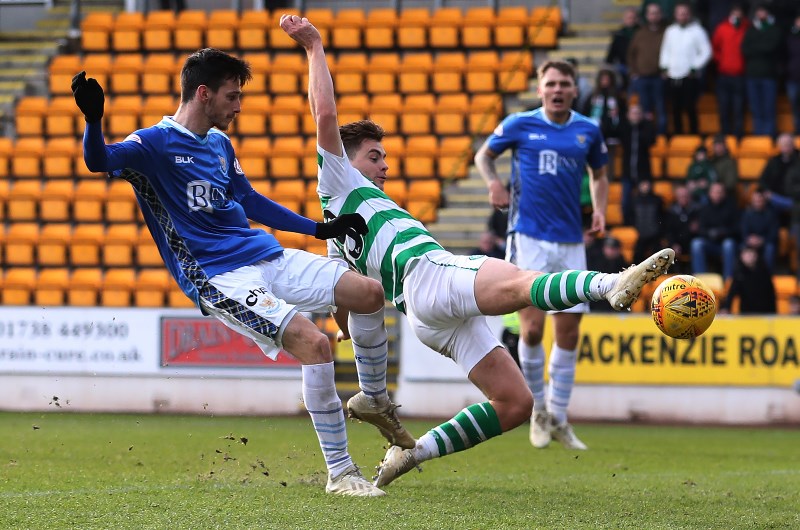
left=508, top=233, right=589, bottom=314
left=203, top=249, right=349, bottom=360
left=403, top=250, right=504, bottom=375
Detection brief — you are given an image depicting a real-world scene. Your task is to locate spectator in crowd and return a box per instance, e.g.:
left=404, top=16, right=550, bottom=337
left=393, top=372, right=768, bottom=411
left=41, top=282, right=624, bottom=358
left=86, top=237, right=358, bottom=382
left=659, top=2, right=712, bottom=135
left=666, top=183, right=700, bottom=271
left=710, top=135, right=740, bottom=201
left=628, top=3, right=668, bottom=134
left=469, top=230, right=505, bottom=260
left=158, top=0, right=185, bottom=12
left=782, top=158, right=800, bottom=280
left=691, top=181, right=740, bottom=280
left=633, top=179, right=666, bottom=262
left=618, top=103, right=656, bottom=224
left=587, top=237, right=630, bottom=313
left=686, top=145, right=717, bottom=203
left=709, top=0, right=747, bottom=31
left=741, top=3, right=782, bottom=137
left=711, top=4, right=749, bottom=138
left=565, top=57, right=593, bottom=112
left=641, top=0, right=676, bottom=24
left=740, top=187, right=779, bottom=271
left=719, top=245, right=777, bottom=314
left=606, top=8, right=640, bottom=89
left=583, top=70, right=626, bottom=174
left=487, top=207, right=509, bottom=248
left=786, top=15, right=800, bottom=135
left=759, top=133, right=798, bottom=221
left=789, top=294, right=800, bottom=315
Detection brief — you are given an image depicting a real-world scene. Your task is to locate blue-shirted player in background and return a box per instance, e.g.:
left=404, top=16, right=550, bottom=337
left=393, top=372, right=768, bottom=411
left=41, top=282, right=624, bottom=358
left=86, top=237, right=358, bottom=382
left=476, top=60, right=610, bottom=451
left=71, top=48, right=388, bottom=496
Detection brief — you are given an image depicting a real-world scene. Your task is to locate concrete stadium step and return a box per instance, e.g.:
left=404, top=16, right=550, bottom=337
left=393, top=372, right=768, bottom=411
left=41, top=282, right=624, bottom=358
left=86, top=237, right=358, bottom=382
left=557, top=36, right=612, bottom=50
left=0, top=54, right=49, bottom=67
left=0, top=29, right=69, bottom=41
left=569, top=22, right=619, bottom=36
left=547, top=48, right=607, bottom=64
left=0, top=40, right=60, bottom=53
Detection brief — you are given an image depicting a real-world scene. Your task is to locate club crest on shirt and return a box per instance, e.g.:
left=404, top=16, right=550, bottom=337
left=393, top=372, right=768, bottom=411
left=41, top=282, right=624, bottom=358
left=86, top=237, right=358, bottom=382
left=124, top=133, right=142, bottom=144
left=575, top=134, right=587, bottom=148
left=233, top=157, right=244, bottom=175
left=219, top=156, right=227, bottom=174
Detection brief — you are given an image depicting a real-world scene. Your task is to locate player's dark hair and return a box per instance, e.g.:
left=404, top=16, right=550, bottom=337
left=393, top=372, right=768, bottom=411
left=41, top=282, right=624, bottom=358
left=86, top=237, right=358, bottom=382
left=339, top=120, right=385, bottom=159
left=537, top=60, right=577, bottom=83
left=180, top=48, right=252, bottom=103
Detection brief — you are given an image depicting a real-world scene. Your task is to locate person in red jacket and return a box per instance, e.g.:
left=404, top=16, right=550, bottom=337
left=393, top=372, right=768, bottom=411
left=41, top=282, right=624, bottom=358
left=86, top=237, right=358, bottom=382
left=712, top=4, right=749, bottom=138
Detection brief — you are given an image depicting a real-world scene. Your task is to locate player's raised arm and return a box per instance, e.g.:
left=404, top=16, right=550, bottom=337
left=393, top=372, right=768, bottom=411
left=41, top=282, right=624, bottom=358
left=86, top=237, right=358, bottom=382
left=280, top=15, right=342, bottom=157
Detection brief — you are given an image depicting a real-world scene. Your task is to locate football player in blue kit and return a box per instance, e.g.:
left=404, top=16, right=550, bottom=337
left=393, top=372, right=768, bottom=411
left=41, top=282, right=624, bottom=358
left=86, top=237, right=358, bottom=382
left=476, top=60, right=610, bottom=451
left=71, top=48, right=387, bottom=496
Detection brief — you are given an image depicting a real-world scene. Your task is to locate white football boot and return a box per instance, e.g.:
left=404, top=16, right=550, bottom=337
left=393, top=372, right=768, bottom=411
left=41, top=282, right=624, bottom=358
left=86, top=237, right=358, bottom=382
left=606, top=248, right=675, bottom=310
left=326, top=464, right=386, bottom=497
left=550, top=420, right=588, bottom=451
left=373, top=446, right=421, bottom=488
left=530, top=410, right=552, bottom=449
left=347, top=391, right=416, bottom=449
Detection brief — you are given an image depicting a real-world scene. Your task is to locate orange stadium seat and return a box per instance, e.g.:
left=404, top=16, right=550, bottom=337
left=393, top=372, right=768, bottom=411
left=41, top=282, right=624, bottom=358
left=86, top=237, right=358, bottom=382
left=304, top=198, right=324, bottom=221
left=268, top=8, right=301, bottom=49
left=397, top=8, right=429, bottom=49
left=49, top=55, right=82, bottom=96
left=81, top=54, right=112, bottom=92
left=302, top=137, right=319, bottom=179
left=11, top=138, right=44, bottom=179
left=45, top=96, right=80, bottom=138
left=462, top=7, right=495, bottom=48
left=383, top=179, right=408, bottom=206
left=35, top=268, right=70, bottom=306
left=738, top=136, right=774, bottom=180
left=398, top=52, right=433, bottom=94
left=269, top=136, right=304, bottom=179
left=271, top=181, right=304, bottom=209
left=466, top=51, right=500, bottom=93
left=332, top=9, right=365, bottom=49
left=136, top=226, right=164, bottom=267
left=364, top=8, right=397, bottom=49
left=270, top=94, right=303, bottom=136
left=468, top=94, right=503, bottom=135
left=530, top=6, right=563, bottom=31
left=2, top=268, right=37, bottom=305
left=429, top=8, right=462, bottom=49
left=243, top=53, right=270, bottom=94
left=270, top=54, right=305, bottom=95
left=102, top=268, right=136, bottom=306
left=135, top=268, right=171, bottom=307
left=67, top=268, right=103, bottom=306
left=14, top=96, right=47, bottom=137
left=495, top=6, right=529, bottom=48
left=237, top=137, right=271, bottom=180
left=206, top=10, right=239, bottom=50
left=0, top=137, right=10, bottom=179
left=71, top=223, right=105, bottom=267
left=381, top=135, right=405, bottom=174
left=109, top=54, right=143, bottom=95
left=237, top=9, right=271, bottom=51
left=43, top=134, right=77, bottom=182
left=40, top=180, right=74, bottom=223
left=609, top=226, right=638, bottom=262
left=652, top=180, right=674, bottom=204
left=168, top=283, right=195, bottom=308
left=400, top=94, right=434, bottom=135
left=142, top=95, right=176, bottom=127
left=236, top=94, right=270, bottom=136
left=80, top=11, right=114, bottom=52
left=112, top=11, right=144, bottom=52
left=439, top=136, right=473, bottom=179
left=432, top=52, right=466, bottom=94
left=38, top=223, right=72, bottom=267
left=370, top=93, right=402, bottom=135
left=103, top=223, right=138, bottom=267
left=73, top=180, right=107, bottom=223
left=666, top=135, right=702, bottom=179
left=334, top=52, right=367, bottom=94
left=366, top=53, right=399, bottom=94
left=303, top=9, right=334, bottom=48
left=528, top=23, right=558, bottom=48
left=174, top=10, right=207, bottom=50
left=406, top=199, right=438, bottom=223
left=0, top=178, right=7, bottom=221
left=498, top=51, right=534, bottom=93
left=606, top=202, right=624, bottom=226
left=142, top=10, right=176, bottom=51
left=106, top=179, right=138, bottom=223
left=142, top=54, right=178, bottom=95
left=405, top=135, right=438, bottom=179
left=5, top=222, right=39, bottom=266
left=337, top=94, right=368, bottom=125
left=106, top=95, right=143, bottom=138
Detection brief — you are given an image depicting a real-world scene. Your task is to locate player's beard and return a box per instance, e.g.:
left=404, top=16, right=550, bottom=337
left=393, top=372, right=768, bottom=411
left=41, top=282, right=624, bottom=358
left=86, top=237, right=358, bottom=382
left=205, top=103, right=234, bottom=131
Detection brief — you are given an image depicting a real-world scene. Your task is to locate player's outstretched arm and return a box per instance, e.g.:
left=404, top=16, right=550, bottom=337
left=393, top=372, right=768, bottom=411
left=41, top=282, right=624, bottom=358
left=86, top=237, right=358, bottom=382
left=280, top=14, right=342, bottom=157
left=474, top=139, right=510, bottom=210
left=72, top=71, right=109, bottom=172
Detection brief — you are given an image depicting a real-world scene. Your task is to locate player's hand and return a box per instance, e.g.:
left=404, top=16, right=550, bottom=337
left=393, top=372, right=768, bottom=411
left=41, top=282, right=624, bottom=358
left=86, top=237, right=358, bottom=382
left=315, top=213, right=368, bottom=240
left=279, top=14, right=322, bottom=49
left=488, top=180, right=510, bottom=210
left=589, top=211, right=606, bottom=234
left=71, top=71, right=105, bottom=123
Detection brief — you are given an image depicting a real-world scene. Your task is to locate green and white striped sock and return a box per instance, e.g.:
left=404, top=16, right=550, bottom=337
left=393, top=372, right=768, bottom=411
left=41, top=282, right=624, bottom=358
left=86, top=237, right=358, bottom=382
left=413, top=402, right=503, bottom=462
left=529, top=270, right=603, bottom=311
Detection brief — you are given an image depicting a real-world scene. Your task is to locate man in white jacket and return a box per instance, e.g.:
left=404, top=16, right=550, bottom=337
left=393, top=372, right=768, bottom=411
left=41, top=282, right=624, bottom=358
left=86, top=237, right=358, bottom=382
left=659, top=2, right=711, bottom=134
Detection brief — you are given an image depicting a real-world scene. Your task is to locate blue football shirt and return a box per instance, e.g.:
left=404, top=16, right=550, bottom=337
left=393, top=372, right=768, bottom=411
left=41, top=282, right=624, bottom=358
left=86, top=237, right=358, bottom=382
left=486, top=108, right=608, bottom=243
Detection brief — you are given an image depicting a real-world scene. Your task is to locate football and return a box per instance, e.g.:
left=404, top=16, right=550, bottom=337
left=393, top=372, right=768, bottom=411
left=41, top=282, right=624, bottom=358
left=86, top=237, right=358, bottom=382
left=651, top=275, right=717, bottom=339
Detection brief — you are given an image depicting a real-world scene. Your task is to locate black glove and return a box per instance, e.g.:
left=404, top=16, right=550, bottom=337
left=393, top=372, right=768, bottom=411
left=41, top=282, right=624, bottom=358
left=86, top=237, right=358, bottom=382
left=71, top=71, right=105, bottom=123
left=315, top=213, right=368, bottom=240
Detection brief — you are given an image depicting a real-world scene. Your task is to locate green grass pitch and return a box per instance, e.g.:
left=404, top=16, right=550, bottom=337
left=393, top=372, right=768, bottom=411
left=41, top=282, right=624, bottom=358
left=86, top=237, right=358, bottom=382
left=1, top=411, right=798, bottom=529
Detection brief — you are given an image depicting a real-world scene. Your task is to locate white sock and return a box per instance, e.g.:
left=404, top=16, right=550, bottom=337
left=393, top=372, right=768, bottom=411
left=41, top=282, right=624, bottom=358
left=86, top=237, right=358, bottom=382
left=547, top=345, right=577, bottom=425
left=588, top=272, right=619, bottom=299
left=412, top=432, right=440, bottom=463
left=349, top=309, right=389, bottom=403
left=301, top=362, right=352, bottom=477
left=519, top=340, right=547, bottom=412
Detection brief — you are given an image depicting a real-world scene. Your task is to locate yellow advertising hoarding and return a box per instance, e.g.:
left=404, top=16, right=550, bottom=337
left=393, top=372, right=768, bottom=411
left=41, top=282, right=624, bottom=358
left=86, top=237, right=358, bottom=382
left=554, top=315, right=800, bottom=387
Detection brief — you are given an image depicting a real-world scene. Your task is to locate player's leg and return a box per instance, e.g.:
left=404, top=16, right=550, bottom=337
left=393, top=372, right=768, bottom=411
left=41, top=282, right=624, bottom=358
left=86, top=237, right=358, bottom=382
left=517, top=305, right=551, bottom=448
left=547, top=312, right=588, bottom=450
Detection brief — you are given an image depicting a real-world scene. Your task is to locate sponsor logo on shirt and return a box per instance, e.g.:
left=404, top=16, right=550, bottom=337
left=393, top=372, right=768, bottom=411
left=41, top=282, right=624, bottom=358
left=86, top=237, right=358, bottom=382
left=528, top=133, right=548, bottom=141
left=219, top=156, right=227, bottom=174
left=233, top=158, right=244, bottom=175
left=124, top=133, right=142, bottom=144
left=538, top=149, right=581, bottom=176
left=175, top=156, right=194, bottom=164
left=186, top=180, right=227, bottom=212
left=245, top=287, right=283, bottom=315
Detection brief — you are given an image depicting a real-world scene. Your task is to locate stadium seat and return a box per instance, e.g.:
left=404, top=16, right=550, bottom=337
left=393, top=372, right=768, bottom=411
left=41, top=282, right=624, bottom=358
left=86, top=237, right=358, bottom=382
left=334, top=52, right=367, bottom=94
left=7, top=181, right=40, bottom=222
left=270, top=95, right=303, bottom=136
left=428, top=8, right=462, bottom=49
left=206, top=10, right=239, bottom=50
left=80, top=11, right=114, bottom=52
left=109, top=54, right=143, bottom=95
left=40, top=180, right=74, bottom=223
left=141, top=54, right=177, bottom=95
left=135, top=268, right=171, bottom=307
left=38, top=223, right=72, bottom=267
left=366, top=53, right=399, bottom=94
left=528, top=24, right=558, bottom=48
left=14, top=96, right=47, bottom=137
left=71, top=224, right=105, bottom=267
left=738, top=136, right=774, bottom=181
left=609, top=226, right=638, bottom=263
left=530, top=6, right=563, bottom=32
left=271, top=180, right=305, bottom=206
left=142, top=95, right=177, bottom=127
left=243, top=53, right=270, bottom=94
left=67, top=268, right=103, bottom=306
left=43, top=137, right=77, bottom=179
left=112, top=11, right=144, bottom=52
left=495, top=6, right=529, bottom=48
left=136, top=226, right=163, bottom=267
left=370, top=94, right=402, bottom=135
left=49, top=55, right=82, bottom=96
left=400, top=94, right=435, bottom=135
left=652, top=180, right=674, bottom=205
left=270, top=54, right=305, bottom=95
left=45, top=97, right=79, bottom=138
left=304, top=198, right=324, bottom=221
left=606, top=203, right=624, bottom=226
left=103, top=223, right=138, bottom=267
left=269, top=136, right=304, bottom=179
left=106, top=95, right=143, bottom=138
left=337, top=94, right=368, bottom=125
left=332, top=9, right=365, bottom=49
left=174, top=10, right=207, bottom=50
left=434, top=93, right=469, bottom=136
left=383, top=179, right=408, bottom=206
left=35, top=268, right=70, bottom=306
left=5, top=222, right=39, bottom=266
left=773, top=275, right=798, bottom=306
left=106, top=179, right=138, bottom=223
left=381, top=135, right=406, bottom=174
left=73, top=180, right=107, bottom=223
left=102, top=268, right=136, bottom=306
left=237, top=137, right=271, bottom=180
left=12, top=137, right=45, bottom=179
left=142, top=10, right=175, bottom=51
left=236, top=94, right=270, bottom=136
left=397, top=8, right=430, bottom=49
left=168, top=283, right=195, bottom=307
left=1, top=267, right=37, bottom=305
left=398, top=53, right=433, bottom=94
left=237, top=9, right=271, bottom=51
left=608, top=182, right=623, bottom=204
left=405, top=135, right=438, bottom=179
left=0, top=179, right=7, bottom=221
left=432, top=52, right=466, bottom=94
left=462, top=7, right=495, bottom=48
left=466, top=51, right=500, bottom=93
left=364, top=8, right=397, bottom=49
left=81, top=54, right=112, bottom=93
left=302, top=137, right=319, bottom=180
left=666, top=135, right=702, bottom=179
left=406, top=199, right=438, bottom=223
left=438, top=136, right=473, bottom=179
left=303, top=9, right=334, bottom=48
left=268, top=8, right=302, bottom=49
left=498, top=51, right=534, bottom=93
left=0, top=137, right=10, bottom=179
left=693, top=272, right=725, bottom=303
left=468, top=94, right=503, bottom=135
